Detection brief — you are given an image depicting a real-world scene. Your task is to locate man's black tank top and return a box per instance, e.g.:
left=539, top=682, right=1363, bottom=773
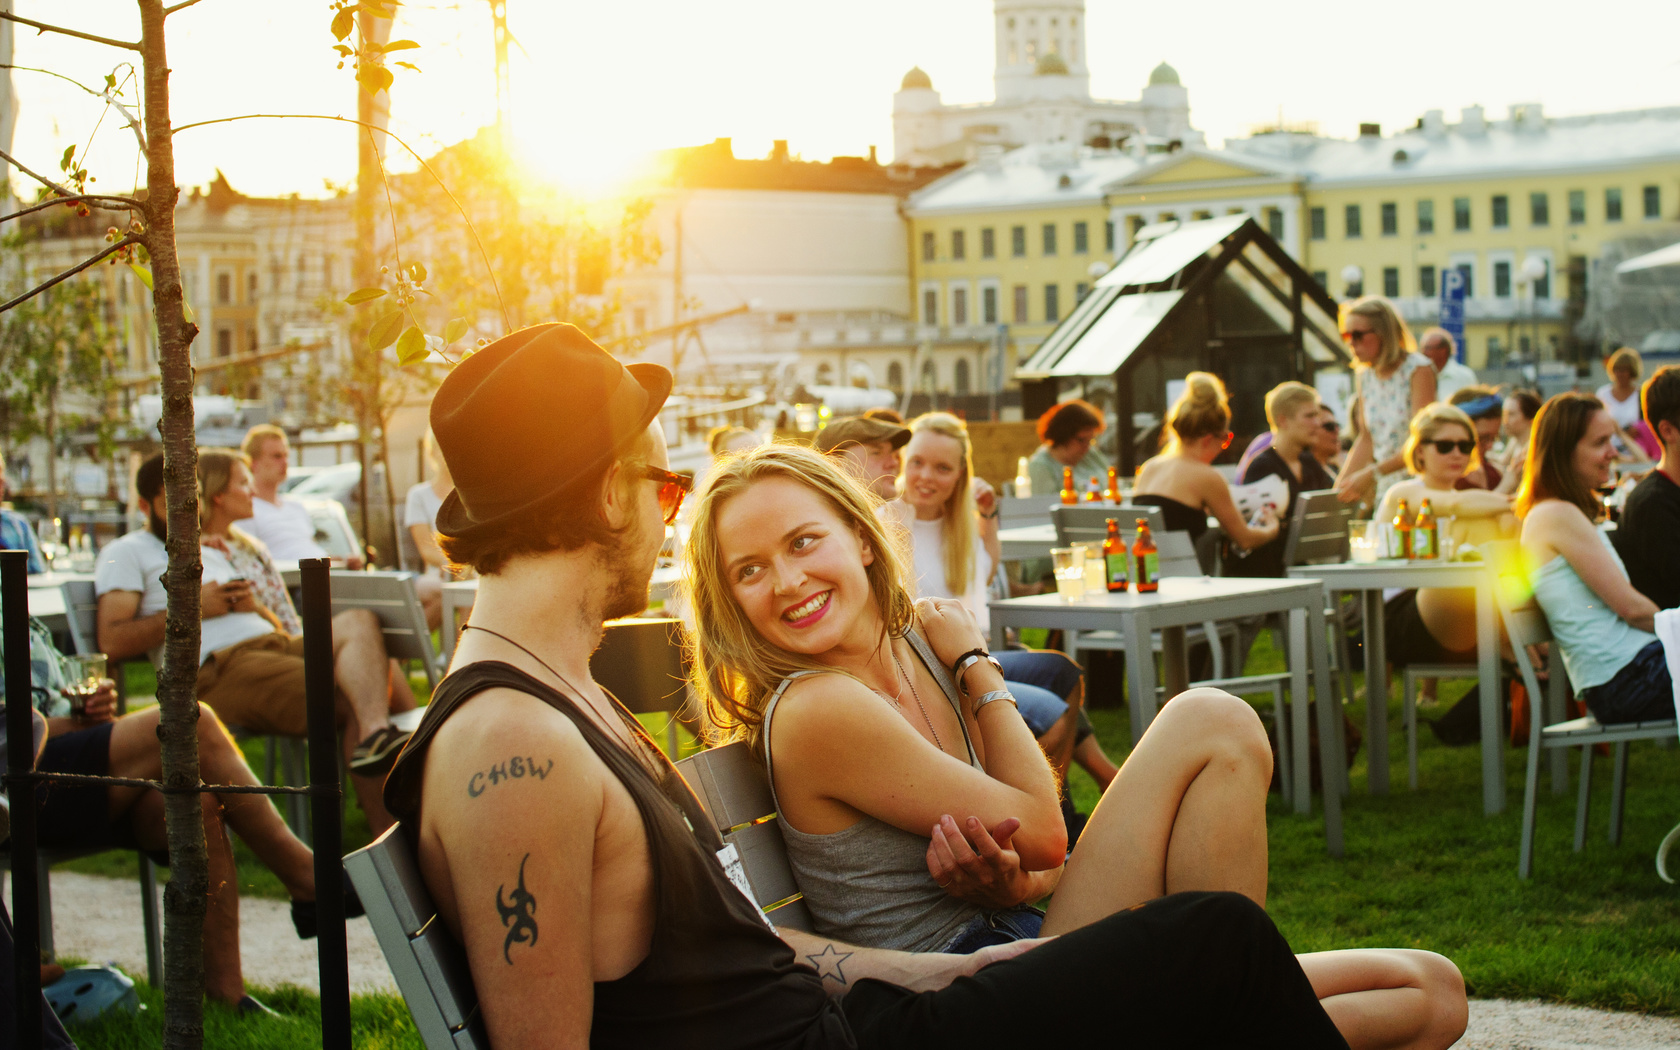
left=384, top=661, right=856, bottom=1049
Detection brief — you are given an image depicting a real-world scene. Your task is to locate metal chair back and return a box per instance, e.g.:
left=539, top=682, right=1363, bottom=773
left=1050, top=504, right=1165, bottom=548
left=329, top=570, right=442, bottom=686
left=1283, top=490, right=1354, bottom=567
left=996, top=496, right=1059, bottom=529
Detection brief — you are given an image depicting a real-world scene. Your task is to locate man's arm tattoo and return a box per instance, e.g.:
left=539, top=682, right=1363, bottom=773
left=468, top=755, right=554, bottom=797
left=804, top=943, right=854, bottom=988
left=495, top=853, right=539, bottom=964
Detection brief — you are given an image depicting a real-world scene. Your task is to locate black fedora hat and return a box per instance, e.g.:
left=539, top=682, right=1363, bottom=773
left=431, top=323, right=672, bottom=539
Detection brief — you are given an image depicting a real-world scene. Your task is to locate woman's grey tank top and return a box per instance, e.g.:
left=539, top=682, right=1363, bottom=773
left=763, top=630, right=986, bottom=953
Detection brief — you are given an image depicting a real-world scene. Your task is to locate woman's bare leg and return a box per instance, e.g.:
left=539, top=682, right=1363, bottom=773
left=1041, top=687, right=1272, bottom=935
left=1297, top=949, right=1468, bottom=1050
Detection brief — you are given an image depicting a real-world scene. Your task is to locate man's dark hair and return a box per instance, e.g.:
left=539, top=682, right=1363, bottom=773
left=1507, top=388, right=1542, bottom=422
left=136, top=452, right=165, bottom=503
left=1643, top=365, right=1680, bottom=439
left=437, top=450, right=638, bottom=576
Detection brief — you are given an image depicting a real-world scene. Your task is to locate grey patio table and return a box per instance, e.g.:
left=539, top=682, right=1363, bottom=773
left=989, top=575, right=1344, bottom=856
left=1288, top=559, right=1506, bottom=815
left=998, top=523, right=1057, bottom=562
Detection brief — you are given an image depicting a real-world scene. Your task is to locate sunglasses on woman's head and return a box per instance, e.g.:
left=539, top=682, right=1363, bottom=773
left=641, top=466, right=693, bottom=524
left=1428, top=439, right=1476, bottom=455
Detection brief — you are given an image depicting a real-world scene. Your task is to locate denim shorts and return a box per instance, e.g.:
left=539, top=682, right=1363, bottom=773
left=1579, top=640, right=1675, bottom=725
left=939, top=905, right=1045, bottom=955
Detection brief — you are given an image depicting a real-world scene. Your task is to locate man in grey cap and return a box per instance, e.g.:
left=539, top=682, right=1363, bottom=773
left=814, top=416, right=910, bottom=500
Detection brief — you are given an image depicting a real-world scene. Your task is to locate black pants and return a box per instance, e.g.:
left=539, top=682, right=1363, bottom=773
left=842, top=891, right=1348, bottom=1049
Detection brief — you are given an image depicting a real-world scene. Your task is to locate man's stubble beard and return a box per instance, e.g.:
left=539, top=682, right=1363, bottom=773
left=597, top=518, right=659, bottom=623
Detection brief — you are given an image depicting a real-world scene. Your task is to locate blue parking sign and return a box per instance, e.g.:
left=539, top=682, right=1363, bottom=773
left=1439, top=268, right=1466, bottom=363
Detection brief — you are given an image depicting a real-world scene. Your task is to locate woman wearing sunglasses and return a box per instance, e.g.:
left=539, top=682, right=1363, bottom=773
left=1335, top=296, right=1438, bottom=507
left=1374, top=403, right=1516, bottom=725
left=1133, top=371, right=1278, bottom=559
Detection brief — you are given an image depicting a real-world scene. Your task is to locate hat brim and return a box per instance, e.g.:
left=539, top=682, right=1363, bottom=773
left=434, top=361, right=673, bottom=540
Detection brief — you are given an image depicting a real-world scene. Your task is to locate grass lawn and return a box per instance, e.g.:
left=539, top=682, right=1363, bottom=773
left=59, top=638, right=1680, bottom=1045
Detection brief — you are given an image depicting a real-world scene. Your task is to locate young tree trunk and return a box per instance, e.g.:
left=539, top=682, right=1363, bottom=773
left=43, top=396, right=57, bottom=523
left=138, top=2, right=209, bottom=1046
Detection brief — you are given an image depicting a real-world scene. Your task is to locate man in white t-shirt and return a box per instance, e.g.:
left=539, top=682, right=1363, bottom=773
left=238, top=424, right=365, bottom=568
left=1420, top=328, right=1478, bottom=403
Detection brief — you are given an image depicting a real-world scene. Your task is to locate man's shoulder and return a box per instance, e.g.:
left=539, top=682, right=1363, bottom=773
left=101, top=529, right=162, bottom=562
left=1624, top=471, right=1680, bottom=521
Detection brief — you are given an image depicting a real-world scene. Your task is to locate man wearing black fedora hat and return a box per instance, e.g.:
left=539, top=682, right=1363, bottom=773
left=378, top=325, right=1355, bottom=1049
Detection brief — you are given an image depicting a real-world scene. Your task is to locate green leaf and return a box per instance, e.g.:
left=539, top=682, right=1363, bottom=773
left=381, top=39, right=420, bottom=52
left=343, top=286, right=387, bottom=305
left=356, top=63, right=395, bottom=95
left=406, top=261, right=427, bottom=283
left=330, top=6, right=355, bottom=40
left=60, top=145, right=75, bottom=171
left=128, top=263, right=154, bottom=290
left=443, top=317, right=469, bottom=345
left=332, top=44, right=355, bottom=56
left=367, top=309, right=404, bottom=350
left=395, top=325, right=428, bottom=365
left=394, top=61, right=420, bottom=72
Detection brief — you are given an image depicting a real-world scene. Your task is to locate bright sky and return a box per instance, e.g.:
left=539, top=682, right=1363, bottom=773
left=9, top=0, right=1680, bottom=201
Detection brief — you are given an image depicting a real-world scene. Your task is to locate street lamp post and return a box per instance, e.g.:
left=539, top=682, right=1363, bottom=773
left=1521, top=254, right=1547, bottom=383
left=1340, top=264, right=1364, bottom=300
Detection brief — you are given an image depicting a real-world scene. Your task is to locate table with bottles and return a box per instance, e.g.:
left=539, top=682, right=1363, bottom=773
left=989, top=573, right=1346, bottom=857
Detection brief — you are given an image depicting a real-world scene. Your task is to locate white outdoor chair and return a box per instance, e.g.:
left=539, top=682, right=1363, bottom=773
left=330, top=570, right=444, bottom=688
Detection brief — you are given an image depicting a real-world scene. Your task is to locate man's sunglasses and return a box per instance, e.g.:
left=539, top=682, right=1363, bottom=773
left=1427, top=439, right=1476, bottom=455
left=642, top=466, right=693, bottom=525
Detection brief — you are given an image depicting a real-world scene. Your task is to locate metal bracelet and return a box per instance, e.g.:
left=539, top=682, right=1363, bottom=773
left=972, top=690, right=1018, bottom=715
left=953, top=651, right=1002, bottom=697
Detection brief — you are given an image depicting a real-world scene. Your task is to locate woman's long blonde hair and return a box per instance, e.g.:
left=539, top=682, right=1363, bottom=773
left=1344, top=295, right=1415, bottom=374
left=907, top=412, right=980, bottom=597
left=196, top=447, right=250, bottom=529
left=683, top=443, right=916, bottom=748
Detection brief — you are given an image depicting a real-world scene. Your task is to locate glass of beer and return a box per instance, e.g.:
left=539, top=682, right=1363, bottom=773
left=65, top=653, right=106, bottom=717
left=1051, top=547, right=1086, bottom=602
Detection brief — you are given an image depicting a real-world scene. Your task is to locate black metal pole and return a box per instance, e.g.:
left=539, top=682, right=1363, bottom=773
left=300, top=558, right=351, bottom=1048
left=3, top=550, right=41, bottom=1050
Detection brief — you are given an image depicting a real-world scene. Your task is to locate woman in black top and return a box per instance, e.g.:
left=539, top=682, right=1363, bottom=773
left=1231, top=382, right=1335, bottom=578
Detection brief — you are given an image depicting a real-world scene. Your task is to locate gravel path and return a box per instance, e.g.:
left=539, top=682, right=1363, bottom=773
left=46, top=871, right=1680, bottom=1046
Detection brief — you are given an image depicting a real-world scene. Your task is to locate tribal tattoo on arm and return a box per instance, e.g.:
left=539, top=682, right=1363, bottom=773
left=496, top=854, right=539, bottom=964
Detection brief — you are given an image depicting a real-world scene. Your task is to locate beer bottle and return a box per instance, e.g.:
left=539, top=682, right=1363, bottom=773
left=1393, top=499, right=1413, bottom=560
left=1083, top=476, right=1101, bottom=502
left=1103, top=465, right=1120, bottom=504
left=1103, top=517, right=1128, bottom=592
left=1132, top=518, right=1159, bottom=593
left=1060, top=467, right=1077, bottom=505
left=1413, top=498, right=1438, bottom=559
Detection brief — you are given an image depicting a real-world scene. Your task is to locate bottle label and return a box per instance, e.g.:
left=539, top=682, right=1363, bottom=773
left=1105, top=553, right=1128, bottom=589
left=1139, top=552, right=1158, bottom=584
left=1412, top=528, right=1435, bottom=559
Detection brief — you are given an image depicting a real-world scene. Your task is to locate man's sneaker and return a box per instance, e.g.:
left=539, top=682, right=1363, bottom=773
left=349, top=725, right=410, bottom=776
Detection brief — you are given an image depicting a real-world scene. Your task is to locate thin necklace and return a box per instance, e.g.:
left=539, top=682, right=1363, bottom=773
left=890, top=644, right=945, bottom=754
left=462, top=624, right=589, bottom=701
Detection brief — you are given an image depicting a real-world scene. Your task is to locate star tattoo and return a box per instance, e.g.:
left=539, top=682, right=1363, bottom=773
left=805, top=943, right=853, bottom=985
left=496, top=853, right=539, bottom=964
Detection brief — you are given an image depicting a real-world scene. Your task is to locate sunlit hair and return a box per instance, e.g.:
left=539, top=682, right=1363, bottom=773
left=707, top=425, right=756, bottom=457
left=906, top=412, right=980, bottom=597
left=1162, top=371, right=1230, bottom=451
left=1345, top=295, right=1415, bottom=373
left=195, top=447, right=252, bottom=529
left=1264, top=381, right=1319, bottom=431
left=1402, top=402, right=1476, bottom=475
left=240, top=423, right=286, bottom=460
left=1642, top=366, right=1680, bottom=438
left=1515, top=393, right=1605, bottom=523
left=683, top=443, right=916, bottom=749
left=1037, top=398, right=1104, bottom=446
left=1606, top=346, right=1642, bottom=381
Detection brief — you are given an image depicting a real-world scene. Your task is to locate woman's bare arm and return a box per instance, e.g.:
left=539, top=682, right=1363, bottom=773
left=1200, top=467, right=1277, bottom=550
left=1524, top=501, right=1659, bottom=630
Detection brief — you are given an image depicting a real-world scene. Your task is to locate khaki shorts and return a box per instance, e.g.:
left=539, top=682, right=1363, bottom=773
left=196, top=632, right=311, bottom=737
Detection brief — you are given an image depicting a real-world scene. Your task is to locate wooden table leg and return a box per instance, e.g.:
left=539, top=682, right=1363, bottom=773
left=1363, top=588, right=1390, bottom=796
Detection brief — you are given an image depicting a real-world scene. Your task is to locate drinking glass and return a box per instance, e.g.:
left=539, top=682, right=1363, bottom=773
left=1079, top=543, right=1106, bottom=595
left=1435, top=517, right=1457, bottom=560
left=65, top=653, right=106, bottom=717
left=1051, top=547, right=1086, bottom=601
left=1348, top=520, right=1378, bottom=563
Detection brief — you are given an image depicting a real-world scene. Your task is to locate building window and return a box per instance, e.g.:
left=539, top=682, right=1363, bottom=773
left=1129, top=215, right=1146, bottom=240
left=920, top=359, right=937, bottom=393
left=887, top=361, right=904, bottom=390
left=1606, top=187, right=1623, bottom=222
left=1309, top=207, right=1326, bottom=240
left=1533, top=259, right=1551, bottom=299
left=1072, top=221, right=1088, bottom=254
left=1075, top=281, right=1090, bottom=302
left=1417, top=199, right=1435, bottom=234
left=1644, top=185, right=1661, bottom=219
left=982, top=285, right=998, bottom=325
left=1191, top=209, right=1212, bottom=221
left=1011, top=226, right=1026, bottom=257
left=247, top=325, right=258, bottom=353
left=1453, top=197, right=1471, bottom=231
left=1456, top=262, right=1473, bottom=297
left=216, top=327, right=233, bottom=357
left=1493, top=259, right=1512, bottom=298
left=1041, top=223, right=1057, bottom=256
left=1104, top=220, right=1115, bottom=252
left=247, top=272, right=258, bottom=305
left=1311, top=270, right=1328, bottom=290
left=1380, top=202, right=1397, bottom=236
left=921, top=231, right=936, bottom=262
left=922, top=288, right=940, bottom=326
left=1344, top=204, right=1362, bottom=238
left=952, top=286, right=968, bottom=326
left=1044, top=283, right=1060, bottom=322
left=951, top=229, right=966, bottom=260
left=981, top=227, right=996, bottom=258
left=1491, top=194, right=1509, bottom=228
left=1568, top=190, right=1586, bottom=225
left=954, top=359, right=972, bottom=397
left=215, top=272, right=232, bottom=304
left=1266, top=207, right=1284, bottom=241
left=1530, top=192, right=1549, bottom=226
left=1012, top=284, right=1028, bottom=323
left=1382, top=267, right=1399, bottom=297
left=1419, top=265, right=1437, bottom=297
